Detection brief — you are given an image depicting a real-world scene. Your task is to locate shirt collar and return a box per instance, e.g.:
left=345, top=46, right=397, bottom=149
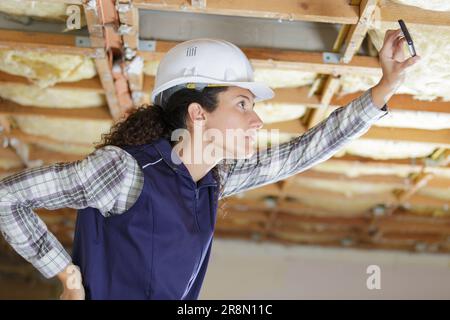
left=152, top=137, right=217, bottom=187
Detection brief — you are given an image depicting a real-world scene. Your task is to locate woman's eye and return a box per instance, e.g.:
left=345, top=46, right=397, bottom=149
left=238, top=101, right=246, bottom=110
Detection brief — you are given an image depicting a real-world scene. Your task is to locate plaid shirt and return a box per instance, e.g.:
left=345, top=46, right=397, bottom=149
left=0, top=89, right=387, bottom=279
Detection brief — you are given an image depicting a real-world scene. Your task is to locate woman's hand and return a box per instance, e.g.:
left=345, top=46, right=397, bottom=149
left=57, top=264, right=85, bottom=300
left=371, top=28, right=421, bottom=108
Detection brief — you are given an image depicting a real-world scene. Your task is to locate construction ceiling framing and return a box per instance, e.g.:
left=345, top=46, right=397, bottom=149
left=0, top=0, right=449, bottom=275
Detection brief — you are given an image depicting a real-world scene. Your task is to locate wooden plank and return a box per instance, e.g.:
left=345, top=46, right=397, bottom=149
left=294, top=169, right=450, bottom=189
left=94, top=58, right=123, bottom=120
left=363, top=126, right=450, bottom=145
left=379, top=1, right=450, bottom=28
left=307, top=75, right=341, bottom=128
left=0, top=30, right=100, bottom=57
left=138, top=41, right=382, bottom=76
left=341, top=0, right=378, bottom=64
left=134, top=0, right=359, bottom=24
left=0, top=100, right=112, bottom=121
left=331, top=92, right=450, bottom=113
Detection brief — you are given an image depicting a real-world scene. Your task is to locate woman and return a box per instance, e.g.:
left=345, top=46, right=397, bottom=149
left=0, top=30, right=419, bottom=300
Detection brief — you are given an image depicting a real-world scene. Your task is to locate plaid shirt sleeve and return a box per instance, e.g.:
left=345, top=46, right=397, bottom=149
left=218, top=88, right=388, bottom=199
left=0, top=145, right=143, bottom=278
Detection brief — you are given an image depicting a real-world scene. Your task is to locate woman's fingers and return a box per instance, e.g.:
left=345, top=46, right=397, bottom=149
left=392, top=37, right=406, bottom=61
left=381, top=29, right=403, bottom=57
left=400, top=55, right=421, bottom=71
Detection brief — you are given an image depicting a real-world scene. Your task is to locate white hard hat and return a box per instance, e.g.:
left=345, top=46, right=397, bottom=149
left=151, top=38, right=274, bottom=105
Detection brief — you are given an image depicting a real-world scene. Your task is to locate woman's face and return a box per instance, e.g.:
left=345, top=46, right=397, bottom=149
left=204, top=86, right=264, bottom=159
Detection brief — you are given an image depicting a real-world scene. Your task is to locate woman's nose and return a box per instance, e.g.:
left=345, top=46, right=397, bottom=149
left=250, top=111, right=264, bottom=130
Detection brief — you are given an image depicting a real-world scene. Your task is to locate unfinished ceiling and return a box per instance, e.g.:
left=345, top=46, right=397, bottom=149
left=0, top=0, right=449, bottom=293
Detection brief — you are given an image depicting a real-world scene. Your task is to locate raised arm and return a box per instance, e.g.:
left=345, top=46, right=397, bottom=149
left=219, top=28, right=421, bottom=199
left=219, top=88, right=387, bottom=199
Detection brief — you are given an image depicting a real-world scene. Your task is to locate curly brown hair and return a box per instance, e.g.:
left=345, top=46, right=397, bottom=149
left=94, top=86, right=230, bottom=200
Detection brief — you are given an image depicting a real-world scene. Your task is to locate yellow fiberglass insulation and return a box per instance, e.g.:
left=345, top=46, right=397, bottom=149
left=326, top=107, right=450, bottom=131
left=341, top=5, right=450, bottom=102
left=0, top=50, right=97, bottom=88
left=253, top=69, right=316, bottom=89
left=0, top=83, right=105, bottom=108
left=0, top=1, right=85, bottom=22
left=342, top=139, right=449, bottom=160
left=255, top=102, right=306, bottom=124
left=143, top=60, right=317, bottom=89
left=313, top=160, right=450, bottom=180
left=11, top=115, right=113, bottom=144
left=32, top=141, right=95, bottom=156
left=386, top=0, right=450, bottom=12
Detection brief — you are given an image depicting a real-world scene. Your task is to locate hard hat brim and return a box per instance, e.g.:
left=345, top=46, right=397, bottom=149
left=151, top=76, right=275, bottom=104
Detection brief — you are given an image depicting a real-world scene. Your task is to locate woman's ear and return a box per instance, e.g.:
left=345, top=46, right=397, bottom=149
left=187, top=102, right=206, bottom=122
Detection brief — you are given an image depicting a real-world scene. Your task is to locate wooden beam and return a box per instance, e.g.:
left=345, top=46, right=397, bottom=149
left=0, top=100, right=112, bottom=121
left=75, top=1, right=133, bottom=118
left=0, top=30, right=101, bottom=58
left=307, top=75, right=341, bottom=129
left=118, top=0, right=145, bottom=106
left=138, top=41, right=382, bottom=76
left=379, top=1, right=450, bottom=28
left=341, top=0, right=378, bottom=64
left=331, top=92, right=450, bottom=113
left=294, top=169, right=450, bottom=190
left=134, top=0, right=359, bottom=24
left=363, top=126, right=450, bottom=145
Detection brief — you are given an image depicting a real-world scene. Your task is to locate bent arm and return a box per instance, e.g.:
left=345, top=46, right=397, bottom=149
left=0, top=145, right=143, bottom=278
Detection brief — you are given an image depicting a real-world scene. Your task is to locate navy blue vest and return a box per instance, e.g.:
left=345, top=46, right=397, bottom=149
left=72, top=138, right=219, bottom=300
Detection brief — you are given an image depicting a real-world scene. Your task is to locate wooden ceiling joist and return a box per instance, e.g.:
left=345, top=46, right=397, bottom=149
left=331, top=92, right=450, bottom=114
left=379, top=0, right=450, bottom=28
left=362, top=126, right=450, bottom=145
left=138, top=41, right=382, bottom=76
left=134, top=0, right=359, bottom=24
left=0, top=30, right=101, bottom=58
left=341, top=0, right=378, bottom=64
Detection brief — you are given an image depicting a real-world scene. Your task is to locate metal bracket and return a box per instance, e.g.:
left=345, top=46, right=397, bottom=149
left=323, top=52, right=341, bottom=64
left=138, top=40, right=156, bottom=52
left=75, top=36, right=91, bottom=48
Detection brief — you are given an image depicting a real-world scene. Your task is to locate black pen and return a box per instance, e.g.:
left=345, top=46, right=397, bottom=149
left=398, top=19, right=417, bottom=57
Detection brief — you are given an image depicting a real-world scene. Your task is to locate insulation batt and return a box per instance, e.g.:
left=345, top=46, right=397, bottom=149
left=0, top=83, right=105, bottom=108
left=386, top=0, right=450, bottom=11
left=255, top=102, right=306, bottom=124
left=313, top=161, right=450, bottom=179
left=32, top=141, right=95, bottom=155
left=0, top=50, right=97, bottom=87
left=0, top=1, right=68, bottom=21
left=144, top=60, right=317, bottom=89
left=11, top=115, right=113, bottom=144
left=341, top=139, right=450, bottom=160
